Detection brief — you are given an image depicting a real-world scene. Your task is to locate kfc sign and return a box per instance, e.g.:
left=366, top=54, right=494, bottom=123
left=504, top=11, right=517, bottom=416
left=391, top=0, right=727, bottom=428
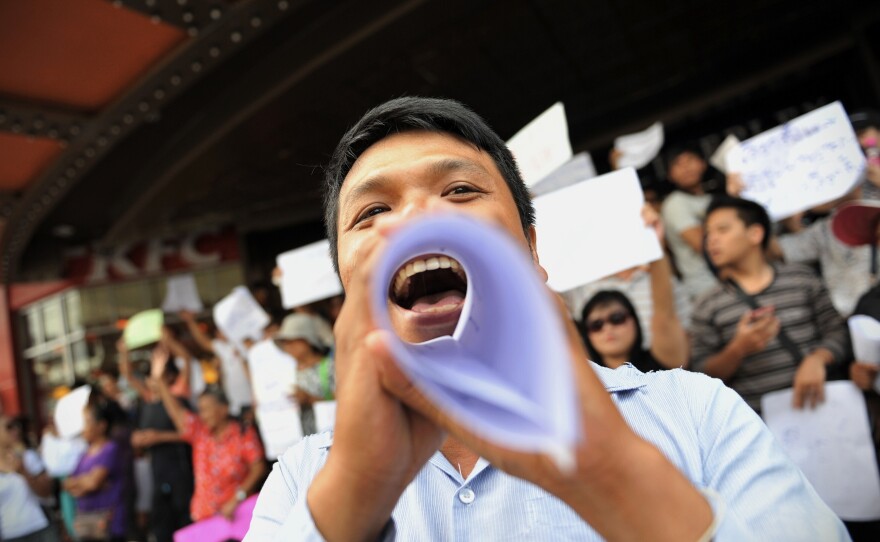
left=64, top=226, right=239, bottom=283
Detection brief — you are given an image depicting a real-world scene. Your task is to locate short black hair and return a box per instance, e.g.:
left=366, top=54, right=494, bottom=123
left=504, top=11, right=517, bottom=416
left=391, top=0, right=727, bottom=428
left=705, top=195, right=772, bottom=250
left=199, top=385, right=229, bottom=406
left=323, top=97, right=535, bottom=273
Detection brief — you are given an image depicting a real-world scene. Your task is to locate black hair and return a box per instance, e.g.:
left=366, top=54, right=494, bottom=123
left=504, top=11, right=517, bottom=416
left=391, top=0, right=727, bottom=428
left=705, top=195, right=772, bottom=250
left=850, top=109, right=880, bottom=132
left=199, top=385, right=229, bottom=407
left=85, top=390, right=126, bottom=438
left=6, top=416, right=35, bottom=449
left=579, top=290, right=647, bottom=369
left=323, top=96, right=535, bottom=273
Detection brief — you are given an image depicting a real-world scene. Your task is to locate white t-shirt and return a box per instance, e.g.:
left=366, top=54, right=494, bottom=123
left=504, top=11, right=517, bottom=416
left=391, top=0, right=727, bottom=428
left=660, top=191, right=716, bottom=299
left=0, top=451, right=49, bottom=538
left=214, top=339, right=254, bottom=415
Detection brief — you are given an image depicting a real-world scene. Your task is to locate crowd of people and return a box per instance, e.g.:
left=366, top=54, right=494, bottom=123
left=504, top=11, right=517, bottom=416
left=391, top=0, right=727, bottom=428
left=2, top=100, right=880, bottom=541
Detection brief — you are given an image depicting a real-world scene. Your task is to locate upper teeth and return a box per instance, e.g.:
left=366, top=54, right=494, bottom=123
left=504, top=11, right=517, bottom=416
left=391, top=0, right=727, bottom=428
left=393, top=255, right=463, bottom=299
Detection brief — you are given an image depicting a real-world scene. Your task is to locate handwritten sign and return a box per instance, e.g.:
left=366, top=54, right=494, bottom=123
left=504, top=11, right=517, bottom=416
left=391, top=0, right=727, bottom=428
left=506, top=102, right=573, bottom=187
left=277, top=240, right=342, bottom=309
left=762, top=382, right=880, bottom=521
left=213, top=286, right=269, bottom=353
left=727, top=101, right=866, bottom=220
left=613, top=122, right=664, bottom=170
left=533, top=168, right=663, bottom=292
left=161, top=274, right=203, bottom=313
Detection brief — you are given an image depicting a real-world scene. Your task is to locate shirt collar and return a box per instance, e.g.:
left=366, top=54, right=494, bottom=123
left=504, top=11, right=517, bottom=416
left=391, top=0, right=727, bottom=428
left=316, top=361, right=646, bottom=451
left=590, top=361, right=648, bottom=393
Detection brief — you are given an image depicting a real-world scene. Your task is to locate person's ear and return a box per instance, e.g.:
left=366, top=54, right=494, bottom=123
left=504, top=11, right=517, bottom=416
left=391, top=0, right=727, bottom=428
left=746, top=224, right=765, bottom=247
left=528, top=225, right=549, bottom=283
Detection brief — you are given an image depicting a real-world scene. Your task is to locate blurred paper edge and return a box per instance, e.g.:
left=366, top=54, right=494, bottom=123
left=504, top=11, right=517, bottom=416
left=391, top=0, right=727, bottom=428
left=277, top=240, right=342, bottom=309
left=506, top=102, right=573, bottom=187
left=124, top=309, right=164, bottom=349
left=54, top=385, right=91, bottom=439
left=613, top=122, right=664, bottom=170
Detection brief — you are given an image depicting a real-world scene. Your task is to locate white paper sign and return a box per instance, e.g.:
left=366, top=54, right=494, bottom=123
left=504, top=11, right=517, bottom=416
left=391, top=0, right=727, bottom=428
left=213, top=286, right=269, bottom=352
left=762, top=382, right=880, bottom=521
left=54, top=385, right=91, bottom=439
left=506, top=102, right=573, bottom=187
left=256, top=399, right=303, bottom=460
left=709, top=134, right=740, bottom=174
left=277, top=240, right=342, bottom=309
left=529, top=152, right=597, bottom=197
left=161, top=274, right=203, bottom=313
left=246, top=339, right=297, bottom=405
left=533, top=168, right=664, bottom=292
left=849, top=315, right=880, bottom=364
left=727, top=101, right=866, bottom=221
left=313, top=400, right=337, bottom=434
left=613, top=122, right=664, bottom=170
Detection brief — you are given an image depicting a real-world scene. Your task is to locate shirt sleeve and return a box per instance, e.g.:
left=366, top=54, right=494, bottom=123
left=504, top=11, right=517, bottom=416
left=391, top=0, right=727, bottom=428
left=661, top=194, right=702, bottom=234
left=681, top=372, right=849, bottom=540
left=688, top=296, right=724, bottom=372
left=244, top=440, right=395, bottom=542
left=242, top=427, right=265, bottom=465
left=180, top=410, right=201, bottom=444
left=808, top=274, right=851, bottom=363
left=23, top=448, right=46, bottom=475
left=778, top=223, right=822, bottom=264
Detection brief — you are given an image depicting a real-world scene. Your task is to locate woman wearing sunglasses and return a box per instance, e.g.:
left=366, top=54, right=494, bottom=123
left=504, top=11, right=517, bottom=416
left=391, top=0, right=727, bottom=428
left=579, top=209, right=690, bottom=372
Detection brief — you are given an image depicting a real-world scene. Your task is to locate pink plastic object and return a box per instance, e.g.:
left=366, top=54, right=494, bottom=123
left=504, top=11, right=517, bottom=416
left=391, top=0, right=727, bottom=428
left=173, top=495, right=258, bottom=542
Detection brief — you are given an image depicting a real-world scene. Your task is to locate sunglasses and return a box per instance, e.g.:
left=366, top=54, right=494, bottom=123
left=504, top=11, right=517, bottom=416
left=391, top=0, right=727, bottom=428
left=586, top=311, right=631, bottom=334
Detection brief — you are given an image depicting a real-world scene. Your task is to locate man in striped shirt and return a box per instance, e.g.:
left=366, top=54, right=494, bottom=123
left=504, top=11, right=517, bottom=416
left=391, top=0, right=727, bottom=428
left=691, top=196, right=850, bottom=412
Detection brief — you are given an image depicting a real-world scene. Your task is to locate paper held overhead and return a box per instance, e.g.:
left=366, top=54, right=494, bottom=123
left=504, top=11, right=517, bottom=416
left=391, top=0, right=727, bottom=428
left=848, top=315, right=880, bottom=364
left=709, top=134, right=740, bottom=174
left=123, top=309, right=164, bottom=349
left=54, top=385, right=91, bottom=439
left=276, top=239, right=342, bottom=309
left=161, top=273, right=204, bottom=313
left=727, top=101, right=866, bottom=221
left=533, top=167, right=663, bottom=293
left=213, top=286, right=270, bottom=353
left=762, top=382, right=880, bottom=521
left=506, top=102, right=573, bottom=187
left=529, top=152, right=597, bottom=197
left=613, top=122, right=664, bottom=170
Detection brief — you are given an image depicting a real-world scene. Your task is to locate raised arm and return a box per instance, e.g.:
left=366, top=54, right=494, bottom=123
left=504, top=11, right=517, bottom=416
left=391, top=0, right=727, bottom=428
left=643, top=206, right=689, bottom=368
left=179, top=310, right=216, bottom=353
left=149, top=346, right=188, bottom=434
left=162, top=327, right=192, bottom=389
left=117, top=338, right=152, bottom=401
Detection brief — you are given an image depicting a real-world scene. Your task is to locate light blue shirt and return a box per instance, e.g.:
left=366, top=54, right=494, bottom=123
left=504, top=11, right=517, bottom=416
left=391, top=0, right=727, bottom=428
left=245, top=364, right=849, bottom=541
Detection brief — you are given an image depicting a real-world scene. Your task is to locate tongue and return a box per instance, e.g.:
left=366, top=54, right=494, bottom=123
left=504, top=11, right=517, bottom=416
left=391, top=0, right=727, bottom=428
left=410, top=289, right=465, bottom=313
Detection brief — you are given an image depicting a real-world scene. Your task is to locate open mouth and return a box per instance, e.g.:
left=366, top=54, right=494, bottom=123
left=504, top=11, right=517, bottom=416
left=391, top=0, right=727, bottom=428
left=390, top=254, right=468, bottom=314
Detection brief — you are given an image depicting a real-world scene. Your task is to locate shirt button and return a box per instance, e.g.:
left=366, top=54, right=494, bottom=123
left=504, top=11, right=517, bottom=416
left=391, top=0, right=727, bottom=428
left=458, top=488, right=475, bottom=504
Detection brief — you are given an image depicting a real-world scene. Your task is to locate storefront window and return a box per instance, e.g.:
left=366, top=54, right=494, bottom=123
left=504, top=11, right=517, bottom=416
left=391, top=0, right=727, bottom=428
left=65, top=291, right=83, bottom=330
left=42, top=300, right=64, bottom=342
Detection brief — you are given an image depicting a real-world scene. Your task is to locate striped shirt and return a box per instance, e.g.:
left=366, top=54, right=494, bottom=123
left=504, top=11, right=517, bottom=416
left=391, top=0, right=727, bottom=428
left=244, top=364, right=847, bottom=541
left=690, top=264, right=850, bottom=411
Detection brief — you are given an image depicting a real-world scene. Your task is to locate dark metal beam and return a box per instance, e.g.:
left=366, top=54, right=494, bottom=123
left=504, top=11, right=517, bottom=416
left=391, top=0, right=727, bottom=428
left=0, top=99, right=90, bottom=141
left=111, top=0, right=226, bottom=35
left=0, top=0, right=305, bottom=282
